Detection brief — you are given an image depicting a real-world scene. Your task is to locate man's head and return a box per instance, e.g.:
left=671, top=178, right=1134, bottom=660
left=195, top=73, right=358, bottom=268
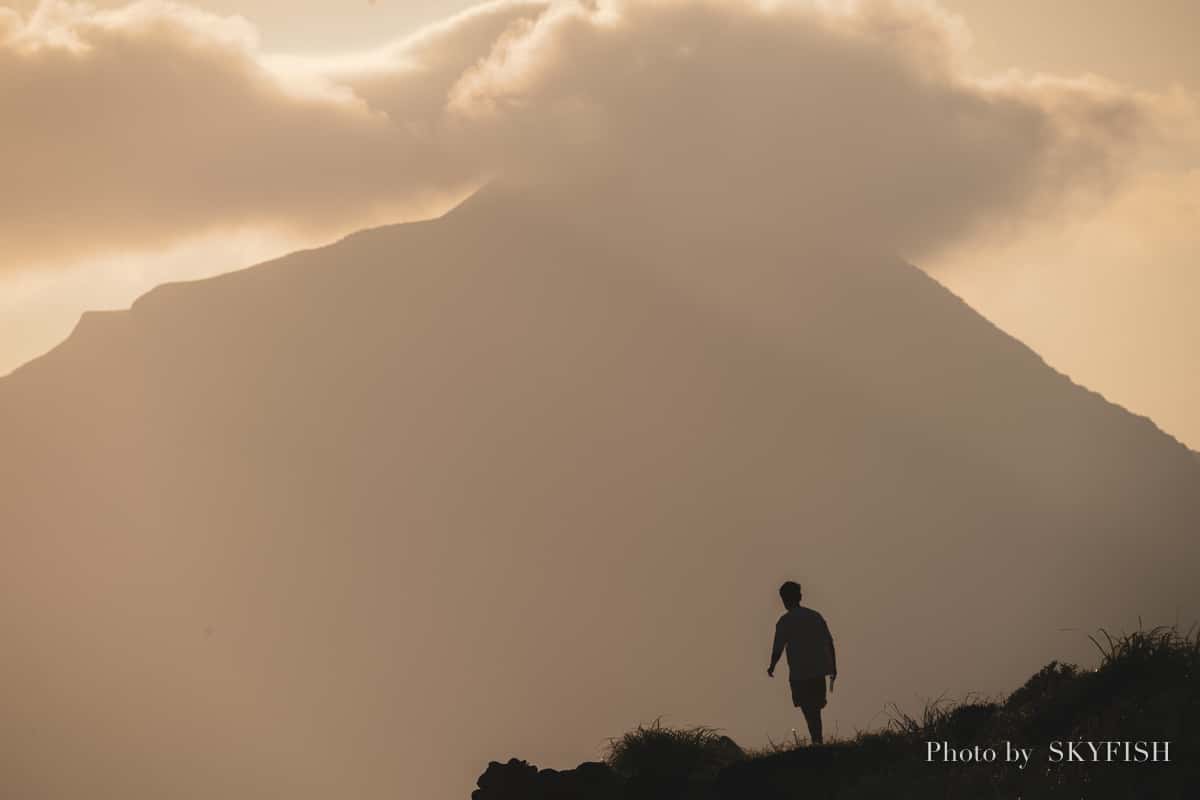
left=779, top=581, right=802, bottom=609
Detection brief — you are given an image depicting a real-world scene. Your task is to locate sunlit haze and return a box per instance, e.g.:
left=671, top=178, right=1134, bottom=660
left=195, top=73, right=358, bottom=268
left=3, top=4, right=1199, bottom=800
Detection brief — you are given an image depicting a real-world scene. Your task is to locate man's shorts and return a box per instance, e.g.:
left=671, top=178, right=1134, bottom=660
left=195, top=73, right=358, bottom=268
left=789, top=676, right=828, bottom=711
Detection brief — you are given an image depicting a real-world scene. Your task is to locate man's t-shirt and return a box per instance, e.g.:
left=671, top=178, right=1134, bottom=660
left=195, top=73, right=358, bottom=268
left=772, top=606, right=837, bottom=680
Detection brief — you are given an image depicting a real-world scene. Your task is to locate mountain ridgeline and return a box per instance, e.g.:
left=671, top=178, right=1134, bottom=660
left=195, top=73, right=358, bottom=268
left=2, top=185, right=1198, bottom=800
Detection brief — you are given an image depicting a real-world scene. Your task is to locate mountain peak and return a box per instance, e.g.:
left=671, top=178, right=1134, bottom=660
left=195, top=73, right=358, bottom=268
left=3, top=193, right=1198, bottom=800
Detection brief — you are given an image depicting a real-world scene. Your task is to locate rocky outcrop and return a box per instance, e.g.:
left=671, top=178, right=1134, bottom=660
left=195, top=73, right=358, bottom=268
left=472, top=759, right=624, bottom=800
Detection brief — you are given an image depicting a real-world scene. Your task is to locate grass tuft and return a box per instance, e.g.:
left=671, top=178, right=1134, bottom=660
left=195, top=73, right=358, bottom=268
left=604, top=718, right=745, bottom=780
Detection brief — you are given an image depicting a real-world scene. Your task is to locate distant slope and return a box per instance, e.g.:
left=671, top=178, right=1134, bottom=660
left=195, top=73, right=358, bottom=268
left=2, top=184, right=1198, bottom=800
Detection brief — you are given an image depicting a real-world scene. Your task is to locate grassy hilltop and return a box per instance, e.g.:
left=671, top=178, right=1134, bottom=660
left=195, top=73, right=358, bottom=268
left=472, top=626, right=1199, bottom=799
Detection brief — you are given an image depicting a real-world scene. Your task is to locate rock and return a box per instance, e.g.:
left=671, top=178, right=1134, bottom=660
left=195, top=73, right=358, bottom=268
left=472, top=758, right=623, bottom=800
left=472, top=758, right=540, bottom=799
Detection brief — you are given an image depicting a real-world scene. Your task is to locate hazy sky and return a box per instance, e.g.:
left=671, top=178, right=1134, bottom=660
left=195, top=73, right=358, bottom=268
left=4, top=4, right=1200, bottom=799
left=6, top=0, right=1199, bottom=87
left=2, top=0, right=1198, bottom=447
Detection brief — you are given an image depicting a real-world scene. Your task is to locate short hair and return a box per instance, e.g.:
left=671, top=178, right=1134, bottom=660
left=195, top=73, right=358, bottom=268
left=779, top=581, right=802, bottom=606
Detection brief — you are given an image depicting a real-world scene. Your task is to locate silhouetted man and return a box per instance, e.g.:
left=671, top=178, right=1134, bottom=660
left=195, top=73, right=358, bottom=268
left=767, top=581, right=837, bottom=744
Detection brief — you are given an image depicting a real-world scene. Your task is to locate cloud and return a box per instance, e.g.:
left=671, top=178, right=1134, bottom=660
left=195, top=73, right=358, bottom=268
left=0, top=0, right=519, bottom=269
left=441, top=0, right=1170, bottom=255
left=0, top=0, right=1181, bottom=273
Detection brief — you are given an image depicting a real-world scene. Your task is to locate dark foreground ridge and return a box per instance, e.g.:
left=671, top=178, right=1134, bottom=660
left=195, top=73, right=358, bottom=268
left=473, top=627, right=1199, bottom=799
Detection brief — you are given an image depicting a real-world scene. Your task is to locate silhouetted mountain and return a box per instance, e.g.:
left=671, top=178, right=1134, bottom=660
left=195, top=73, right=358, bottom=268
left=2, top=184, right=1198, bottom=800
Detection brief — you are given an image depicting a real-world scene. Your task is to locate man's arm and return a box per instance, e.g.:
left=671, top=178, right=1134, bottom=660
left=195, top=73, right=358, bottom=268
left=768, top=620, right=785, bottom=677
left=823, top=617, right=837, bottom=675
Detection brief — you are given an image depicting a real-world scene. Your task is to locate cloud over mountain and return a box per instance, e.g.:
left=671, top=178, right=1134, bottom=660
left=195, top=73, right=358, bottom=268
left=0, top=0, right=1169, bottom=272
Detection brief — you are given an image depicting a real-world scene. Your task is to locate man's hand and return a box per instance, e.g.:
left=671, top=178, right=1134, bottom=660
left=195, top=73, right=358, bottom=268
left=767, top=665, right=775, bottom=678
left=829, top=674, right=837, bottom=693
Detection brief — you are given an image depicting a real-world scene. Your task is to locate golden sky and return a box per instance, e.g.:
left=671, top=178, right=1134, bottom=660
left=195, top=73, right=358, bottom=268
left=2, top=0, right=1198, bottom=447
left=3, top=5, right=1200, bottom=800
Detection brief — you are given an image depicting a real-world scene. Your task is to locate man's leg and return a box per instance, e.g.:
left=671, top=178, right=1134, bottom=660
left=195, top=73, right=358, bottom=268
left=800, top=704, right=823, bottom=745
left=791, top=677, right=827, bottom=745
